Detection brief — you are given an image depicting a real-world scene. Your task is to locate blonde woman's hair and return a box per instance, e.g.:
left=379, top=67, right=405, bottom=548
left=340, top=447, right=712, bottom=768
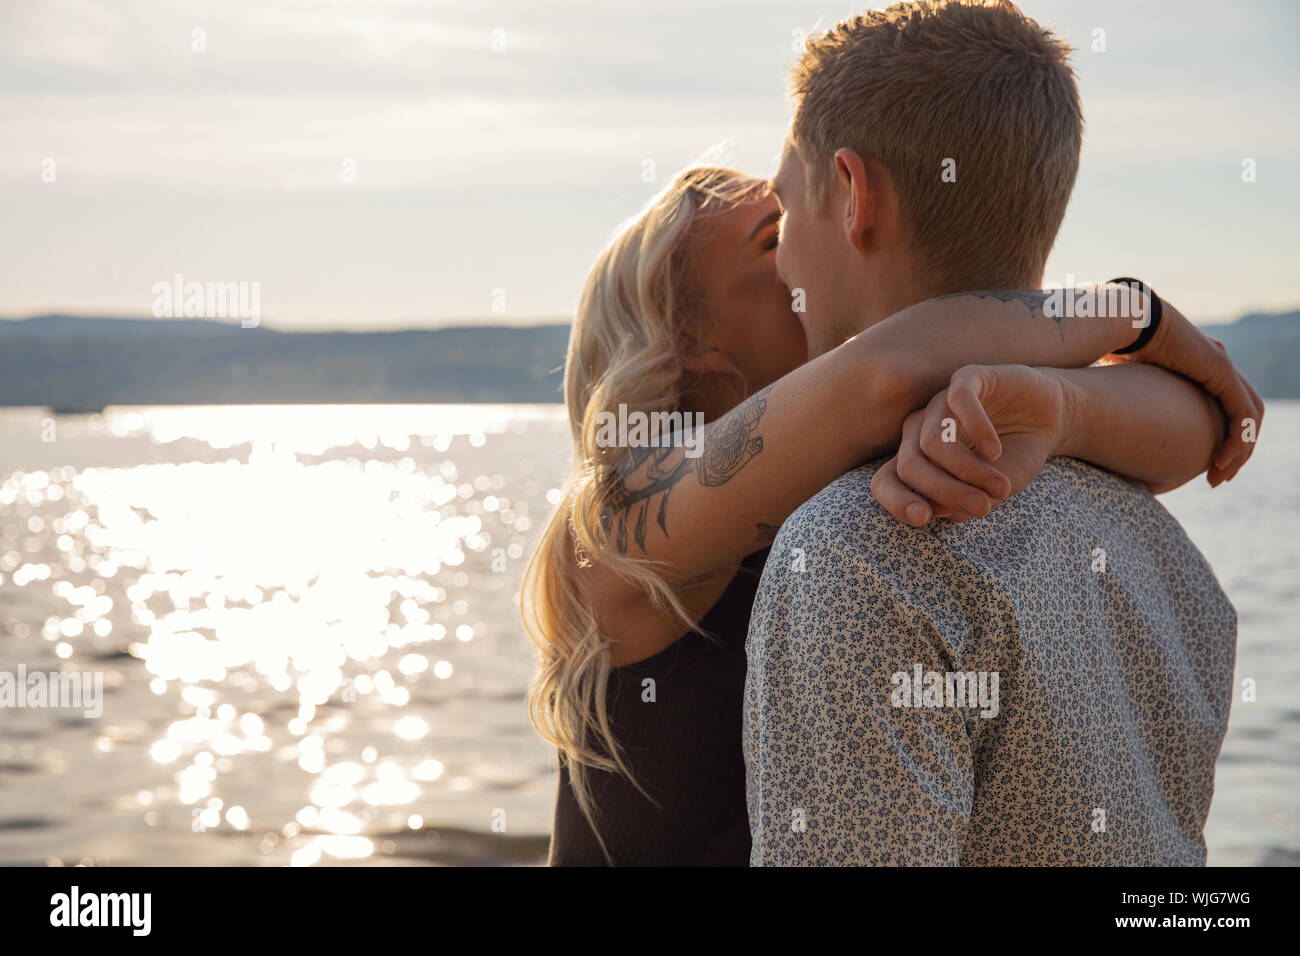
left=521, top=165, right=764, bottom=858
left=790, top=0, right=1082, bottom=291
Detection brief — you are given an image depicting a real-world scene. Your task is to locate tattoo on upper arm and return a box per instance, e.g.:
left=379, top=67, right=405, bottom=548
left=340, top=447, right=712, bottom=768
left=756, top=522, right=780, bottom=544
left=601, top=384, right=774, bottom=555
left=696, top=388, right=769, bottom=486
left=603, top=445, right=693, bottom=555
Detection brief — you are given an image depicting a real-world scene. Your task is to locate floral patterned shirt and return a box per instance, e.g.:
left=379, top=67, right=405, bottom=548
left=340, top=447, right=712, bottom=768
left=744, top=457, right=1236, bottom=866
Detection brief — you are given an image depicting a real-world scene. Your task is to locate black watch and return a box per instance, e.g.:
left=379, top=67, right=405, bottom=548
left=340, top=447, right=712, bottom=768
left=1108, top=277, right=1163, bottom=354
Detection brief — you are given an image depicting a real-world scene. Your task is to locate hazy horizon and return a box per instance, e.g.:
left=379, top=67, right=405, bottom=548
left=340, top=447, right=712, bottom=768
left=1, top=304, right=1296, bottom=333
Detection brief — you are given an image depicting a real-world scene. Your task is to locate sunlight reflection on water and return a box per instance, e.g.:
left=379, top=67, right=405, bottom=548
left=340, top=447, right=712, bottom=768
left=0, top=405, right=567, bottom=866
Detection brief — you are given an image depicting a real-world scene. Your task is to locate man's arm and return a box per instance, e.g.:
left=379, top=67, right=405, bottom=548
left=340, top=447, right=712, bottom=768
left=745, top=481, right=976, bottom=865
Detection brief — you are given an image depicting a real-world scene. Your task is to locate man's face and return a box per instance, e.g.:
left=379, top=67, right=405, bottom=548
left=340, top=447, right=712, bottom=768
left=770, top=139, right=854, bottom=359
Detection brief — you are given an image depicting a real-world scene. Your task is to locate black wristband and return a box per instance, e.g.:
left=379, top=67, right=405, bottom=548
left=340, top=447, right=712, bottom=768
left=1108, top=276, right=1163, bottom=354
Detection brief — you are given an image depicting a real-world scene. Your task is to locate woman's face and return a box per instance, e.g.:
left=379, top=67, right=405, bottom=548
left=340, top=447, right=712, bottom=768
left=689, top=190, right=808, bottom=397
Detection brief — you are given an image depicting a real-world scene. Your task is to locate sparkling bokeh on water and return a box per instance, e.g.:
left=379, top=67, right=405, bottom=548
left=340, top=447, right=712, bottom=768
left=0, top=405, right=568, bottom=866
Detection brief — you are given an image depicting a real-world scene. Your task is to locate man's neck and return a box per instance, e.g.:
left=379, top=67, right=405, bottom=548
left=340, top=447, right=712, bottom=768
left=851, top=273, right=938, bottom=337
left=851, top=270, right=1043, bottom=337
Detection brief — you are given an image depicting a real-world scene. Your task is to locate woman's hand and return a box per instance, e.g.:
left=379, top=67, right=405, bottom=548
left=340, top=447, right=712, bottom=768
left=871, top=365, right=1067, bottom=526
left=1116, top=294, right=1264, bottom=486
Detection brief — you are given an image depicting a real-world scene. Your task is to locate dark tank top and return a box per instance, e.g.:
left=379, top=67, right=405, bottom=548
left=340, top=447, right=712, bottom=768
left=548, top=548, right=770, bottom=866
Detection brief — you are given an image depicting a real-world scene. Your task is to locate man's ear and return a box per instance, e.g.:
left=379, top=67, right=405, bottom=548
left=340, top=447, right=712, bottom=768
left=834, top=147, right=882, bottom=251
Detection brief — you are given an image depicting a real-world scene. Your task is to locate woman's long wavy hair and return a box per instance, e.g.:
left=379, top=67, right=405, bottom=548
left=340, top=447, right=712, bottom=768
left=521, top=166, right=765, bottom=857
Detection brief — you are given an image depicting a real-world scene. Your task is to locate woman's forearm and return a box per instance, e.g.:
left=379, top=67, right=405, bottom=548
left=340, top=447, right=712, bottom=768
left=860, top=286, right=1152, bottom=410
left=599, top=287, right=1149, bottom=583
left=1050, top=363, right=1223, bottom=493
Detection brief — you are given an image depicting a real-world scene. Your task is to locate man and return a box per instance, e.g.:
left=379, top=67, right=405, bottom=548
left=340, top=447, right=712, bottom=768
left=744, top=0, right=1238, bottom=864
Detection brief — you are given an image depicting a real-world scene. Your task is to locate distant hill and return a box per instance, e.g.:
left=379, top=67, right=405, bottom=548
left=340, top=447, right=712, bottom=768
left=1206, top=310, right=1300, bottom=398
left=0, top=316, right=570, bottom=406
left=1196, top=312, right=1300, bottom=398
left=0, top=309, right=1296, bottom=408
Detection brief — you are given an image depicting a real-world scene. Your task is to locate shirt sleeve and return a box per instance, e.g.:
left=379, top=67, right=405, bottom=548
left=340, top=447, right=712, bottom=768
left=744, top=503, right=976, bottom=866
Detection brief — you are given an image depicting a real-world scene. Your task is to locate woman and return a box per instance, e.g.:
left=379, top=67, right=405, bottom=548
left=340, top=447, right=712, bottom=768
left=522, top=165, right=1262, bottom=866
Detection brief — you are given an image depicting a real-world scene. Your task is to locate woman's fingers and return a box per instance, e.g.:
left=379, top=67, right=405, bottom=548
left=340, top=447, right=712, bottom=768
left=1246, top=377, right=1265, bottom=422
left=918, top=411, right=1012, bottom=500
left=1184, top=332, right=1253, bottom=474
left=871, top=457, right=932, bottom=527
left=1210, top=381, right=1252, bottom=468
left=918, top=369, right=1011, bottom=498
left=1210, top=373, right=1264, bottom=485
left=1234, top=376, right=1265, bottom=476
left=1208, top=367, right=1263, bottom=483
left=1143, top=306, right=1258, bottom=480
left=874, top=371, right=1036, bottom=527
left=896, top=412, right=994, bottom=517
left=917, top=435, right=1012, bottom=501
left=945, top=366, right=1003, bottom=462
left=1146, top=315, right=1262, bottom=488
left=1233, top=378, right=1265, bottom=479
left=872, top=458, right=977, bottom=526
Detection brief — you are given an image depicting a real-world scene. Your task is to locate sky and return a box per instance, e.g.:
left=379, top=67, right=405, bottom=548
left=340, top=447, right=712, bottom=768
left=1, top=0, right=1297, bottom=329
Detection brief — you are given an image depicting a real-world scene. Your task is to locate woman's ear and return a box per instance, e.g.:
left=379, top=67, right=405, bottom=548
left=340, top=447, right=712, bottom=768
left=678, top=345, right=737, bottom=376
left=676, top=322, right=738, bottom=375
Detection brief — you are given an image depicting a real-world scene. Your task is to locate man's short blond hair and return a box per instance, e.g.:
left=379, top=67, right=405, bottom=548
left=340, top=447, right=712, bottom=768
left=790, top=0, right=1082, bottom=291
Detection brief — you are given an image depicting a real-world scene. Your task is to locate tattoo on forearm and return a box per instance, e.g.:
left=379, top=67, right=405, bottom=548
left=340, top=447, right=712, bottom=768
left=932, top=289, right=1062, bottom=339
left=601, top=384, right=773, bottom=555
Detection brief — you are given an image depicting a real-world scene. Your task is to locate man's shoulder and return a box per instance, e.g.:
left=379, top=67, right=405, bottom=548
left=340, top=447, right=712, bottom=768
left=771, top=456, right=1173, bottom=580
left=781, top=460, right=878, bottom=527
left=771, top=460, right=890, bottom=558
